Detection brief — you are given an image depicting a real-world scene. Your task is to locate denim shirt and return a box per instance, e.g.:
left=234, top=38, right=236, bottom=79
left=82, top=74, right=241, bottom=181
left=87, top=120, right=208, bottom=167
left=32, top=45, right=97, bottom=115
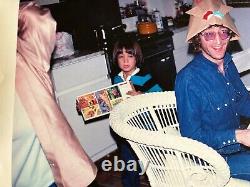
left=175, top=52, right=250, bottom=155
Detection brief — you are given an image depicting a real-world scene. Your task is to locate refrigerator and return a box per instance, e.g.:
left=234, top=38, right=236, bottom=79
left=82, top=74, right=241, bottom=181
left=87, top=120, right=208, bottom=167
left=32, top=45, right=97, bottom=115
left=51, top=51, right=117, bottom=161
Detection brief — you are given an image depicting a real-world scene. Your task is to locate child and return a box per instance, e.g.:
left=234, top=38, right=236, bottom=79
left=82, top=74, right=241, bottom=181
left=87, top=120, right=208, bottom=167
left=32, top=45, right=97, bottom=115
left=112, top=37, right=163, bottom=187
left=112, top=37, right=163, bottom=95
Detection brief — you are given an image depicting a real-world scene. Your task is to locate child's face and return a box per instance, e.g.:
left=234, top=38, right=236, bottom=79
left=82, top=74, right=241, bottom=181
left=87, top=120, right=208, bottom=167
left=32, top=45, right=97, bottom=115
left=117, top=48, right=136, bottom=75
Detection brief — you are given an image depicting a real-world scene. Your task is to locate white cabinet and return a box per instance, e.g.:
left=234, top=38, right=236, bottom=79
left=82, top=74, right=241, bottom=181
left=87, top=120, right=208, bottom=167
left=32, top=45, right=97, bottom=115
left=173, top=27, right=194, bottom=73
left=51, top=51, right=117, bottom=161
left=233, top=49, right=250, bottom=89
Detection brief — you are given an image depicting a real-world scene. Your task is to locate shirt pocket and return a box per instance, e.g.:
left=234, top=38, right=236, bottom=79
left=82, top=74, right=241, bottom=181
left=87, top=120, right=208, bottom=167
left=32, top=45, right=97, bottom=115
left=231, top=86, right=244, bottom=106
left=230, top=73, right=246, bottom=102
left=207, top=90, right=231, bottom=113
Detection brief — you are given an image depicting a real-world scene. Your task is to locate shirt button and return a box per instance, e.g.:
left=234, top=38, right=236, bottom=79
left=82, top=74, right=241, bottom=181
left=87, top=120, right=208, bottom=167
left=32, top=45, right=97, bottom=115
left=228, top=140, right=231, bottom=144
left=233, top=139, right=236, bottom=143
left=217, top=107, right=220, bottom=110
left=224, top=103, right=228, bottom=106
left=223, top=142, right=226, bottom=145
left=236, top=113, right=238, bottom=116
left=227, top=82, right=230, bottom=85
left=232, top=98, right=235, bottom=101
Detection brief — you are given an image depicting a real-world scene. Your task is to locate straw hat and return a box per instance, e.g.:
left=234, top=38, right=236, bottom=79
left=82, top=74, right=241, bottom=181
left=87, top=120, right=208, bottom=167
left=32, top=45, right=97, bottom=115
left=186, top=0, right=240, bottom=42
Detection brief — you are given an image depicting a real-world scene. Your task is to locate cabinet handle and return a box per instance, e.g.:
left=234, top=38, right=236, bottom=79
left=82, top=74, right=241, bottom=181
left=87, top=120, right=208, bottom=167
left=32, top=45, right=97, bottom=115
left=160, top=56, right=170, bottom=62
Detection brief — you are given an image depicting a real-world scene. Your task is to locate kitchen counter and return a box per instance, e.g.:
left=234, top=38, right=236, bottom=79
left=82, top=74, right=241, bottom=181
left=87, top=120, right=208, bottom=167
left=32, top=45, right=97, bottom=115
left=170, top=26, right=188, bottom=34
left=52, top=50, right=101, bottom=69
left=125, top=29, right=173, bottom=41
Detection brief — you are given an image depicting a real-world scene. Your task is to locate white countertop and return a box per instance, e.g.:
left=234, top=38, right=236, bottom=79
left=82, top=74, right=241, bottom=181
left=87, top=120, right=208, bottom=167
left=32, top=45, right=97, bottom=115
left=52, top=51, right=105, bottom=70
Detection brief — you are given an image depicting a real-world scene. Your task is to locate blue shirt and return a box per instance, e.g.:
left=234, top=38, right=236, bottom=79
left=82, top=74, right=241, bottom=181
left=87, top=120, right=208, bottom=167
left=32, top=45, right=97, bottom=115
left=175, top=52, right=250, bottom=155
left=113, top=68, right=163, bottom=93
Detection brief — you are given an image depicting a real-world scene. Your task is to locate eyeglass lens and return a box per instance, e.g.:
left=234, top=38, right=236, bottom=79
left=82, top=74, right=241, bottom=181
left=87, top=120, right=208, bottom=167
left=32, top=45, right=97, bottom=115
left=201, top=30, right=230, bottom=41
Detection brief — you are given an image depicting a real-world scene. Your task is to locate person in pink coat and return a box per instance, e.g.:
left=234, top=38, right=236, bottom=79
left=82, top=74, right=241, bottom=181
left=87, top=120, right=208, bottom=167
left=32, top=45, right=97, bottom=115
left=13, top=2, right=97, bottom=186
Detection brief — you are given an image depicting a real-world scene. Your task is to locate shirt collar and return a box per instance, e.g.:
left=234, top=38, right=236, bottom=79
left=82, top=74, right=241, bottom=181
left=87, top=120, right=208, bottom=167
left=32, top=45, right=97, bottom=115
left=118, top=67, right=140, bottom=81
left=195, top=52, right=232, bottom=70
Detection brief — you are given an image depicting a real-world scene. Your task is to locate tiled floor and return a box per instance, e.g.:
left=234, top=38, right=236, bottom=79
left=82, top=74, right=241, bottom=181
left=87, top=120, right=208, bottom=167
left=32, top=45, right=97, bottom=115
left=89, top=150, right=150, bottom=187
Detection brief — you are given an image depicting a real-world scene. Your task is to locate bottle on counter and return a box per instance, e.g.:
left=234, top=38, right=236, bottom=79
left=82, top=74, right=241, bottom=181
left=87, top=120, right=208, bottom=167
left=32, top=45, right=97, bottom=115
left=152, top=8, right=164, bottom=30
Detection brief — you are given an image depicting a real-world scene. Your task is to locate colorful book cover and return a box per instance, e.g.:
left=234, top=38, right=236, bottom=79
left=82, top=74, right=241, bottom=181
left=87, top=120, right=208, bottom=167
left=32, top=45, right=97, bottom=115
left=76, top=81, right=133, bottom=121
left=95, top=89, right=112, bottom=114
left=77, top=93, right=102, bottom=120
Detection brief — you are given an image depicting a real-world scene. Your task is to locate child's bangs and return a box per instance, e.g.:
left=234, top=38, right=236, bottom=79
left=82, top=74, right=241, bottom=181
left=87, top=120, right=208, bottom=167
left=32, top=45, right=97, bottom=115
left=125, top=48, right=135, bottom=56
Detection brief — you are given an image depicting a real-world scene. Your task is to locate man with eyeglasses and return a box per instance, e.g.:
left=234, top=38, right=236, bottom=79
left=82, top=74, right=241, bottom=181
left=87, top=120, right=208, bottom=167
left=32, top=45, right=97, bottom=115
left=175, top=0, right=250, bottom=181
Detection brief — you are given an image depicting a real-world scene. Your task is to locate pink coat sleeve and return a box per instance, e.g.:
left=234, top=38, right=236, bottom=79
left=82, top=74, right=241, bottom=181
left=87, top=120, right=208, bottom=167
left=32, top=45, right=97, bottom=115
left=16, top=2, right=97, bottom=186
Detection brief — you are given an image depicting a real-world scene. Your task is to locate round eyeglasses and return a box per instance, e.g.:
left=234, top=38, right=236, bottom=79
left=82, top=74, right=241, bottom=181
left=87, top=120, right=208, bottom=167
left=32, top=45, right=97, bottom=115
left=200, top=30, right=231, bottom=41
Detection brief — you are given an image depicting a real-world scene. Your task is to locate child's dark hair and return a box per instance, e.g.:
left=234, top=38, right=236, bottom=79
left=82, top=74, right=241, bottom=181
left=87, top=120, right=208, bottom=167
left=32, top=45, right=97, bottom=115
left=112, top=37, right=143, bottom=68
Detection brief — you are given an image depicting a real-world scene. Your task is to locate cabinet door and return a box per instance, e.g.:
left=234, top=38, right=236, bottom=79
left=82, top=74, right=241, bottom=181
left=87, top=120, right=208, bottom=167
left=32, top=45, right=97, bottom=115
left=172, top=29, right=194, bottom=73
left=173, top=46, right=194, bottom=73
left=56, top=79, right=117, bottom=162
left=52, top=53, right=109, bottom=93
left=145, top=51, right=176, bottom=91
left=51, top=52, right=117, bottom=161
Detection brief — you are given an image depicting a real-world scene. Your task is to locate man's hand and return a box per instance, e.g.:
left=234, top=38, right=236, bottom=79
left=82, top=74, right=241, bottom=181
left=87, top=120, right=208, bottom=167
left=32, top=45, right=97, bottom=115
left=236, top=129, right=250, bottom=147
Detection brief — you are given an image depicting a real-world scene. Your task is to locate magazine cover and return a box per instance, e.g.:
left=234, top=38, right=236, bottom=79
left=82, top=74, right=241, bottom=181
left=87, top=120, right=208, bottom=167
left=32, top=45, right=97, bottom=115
left=77, top=93, right=102, bottom=120
left=77, top=81, right=133, bottom=121
left=95, top=89, right=112, bottom=114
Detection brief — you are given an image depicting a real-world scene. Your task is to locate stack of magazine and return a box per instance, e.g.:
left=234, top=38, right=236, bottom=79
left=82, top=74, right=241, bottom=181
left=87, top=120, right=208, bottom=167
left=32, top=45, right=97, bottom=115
left=76, top=81, right=133, bottom=121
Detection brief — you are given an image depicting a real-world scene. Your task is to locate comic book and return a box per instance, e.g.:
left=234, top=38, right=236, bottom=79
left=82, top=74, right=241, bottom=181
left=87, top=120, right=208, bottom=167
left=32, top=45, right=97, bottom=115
left=76, top=81, right=133, bottom=121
